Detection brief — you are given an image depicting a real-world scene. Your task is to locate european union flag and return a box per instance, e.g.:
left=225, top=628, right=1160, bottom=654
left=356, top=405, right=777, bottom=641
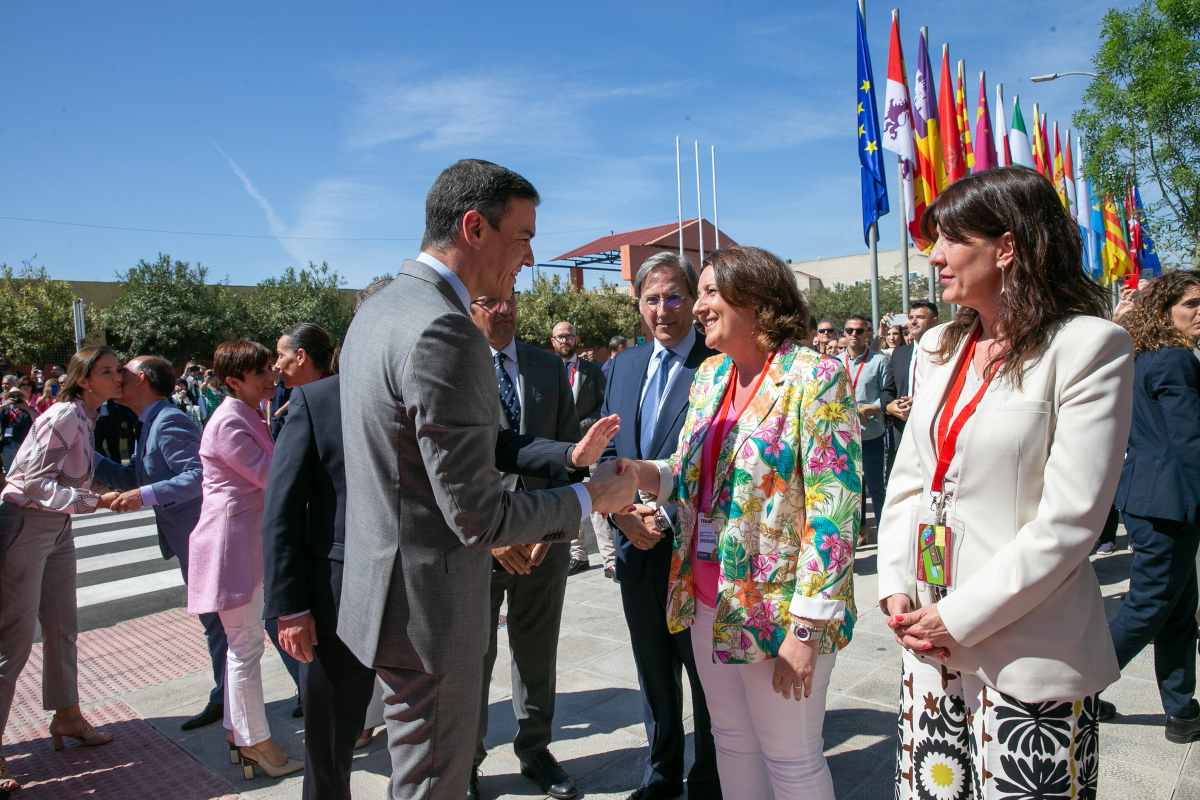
left=857, top=5, right=889, bottom=244
left=1134, top=186, right=1162, bottom=277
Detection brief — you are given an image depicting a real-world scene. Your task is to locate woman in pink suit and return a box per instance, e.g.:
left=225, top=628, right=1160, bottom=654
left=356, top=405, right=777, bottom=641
left=187, top=340, right=303, bottom=780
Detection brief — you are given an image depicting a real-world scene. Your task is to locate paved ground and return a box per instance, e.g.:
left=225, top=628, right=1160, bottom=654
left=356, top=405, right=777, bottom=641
left=5, top=511, right=1200, bottom=798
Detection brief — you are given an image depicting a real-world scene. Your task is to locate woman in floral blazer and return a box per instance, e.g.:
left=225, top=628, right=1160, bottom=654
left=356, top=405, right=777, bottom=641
left=628, top=246, right=861, bottom=800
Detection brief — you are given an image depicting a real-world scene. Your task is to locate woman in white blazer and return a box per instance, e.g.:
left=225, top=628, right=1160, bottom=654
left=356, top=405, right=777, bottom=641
left=878, top=167, right=1133, bottom=799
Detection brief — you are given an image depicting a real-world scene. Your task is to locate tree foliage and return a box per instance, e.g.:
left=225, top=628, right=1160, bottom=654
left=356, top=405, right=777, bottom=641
left=0, top=263, right=78, bottom=366
left=804, top=274, right=941, bottom=328
left=1074, top=0, right=1200, bottom=265
left=100, top=254, right=242, bottom=363
left=516, top=274, right=640, bottom=348
left=240, top=262, right=354, bottom=347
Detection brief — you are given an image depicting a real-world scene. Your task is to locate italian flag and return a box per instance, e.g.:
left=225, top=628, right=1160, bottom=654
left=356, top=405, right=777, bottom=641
left=1009, top=96, right=1034, bottom=168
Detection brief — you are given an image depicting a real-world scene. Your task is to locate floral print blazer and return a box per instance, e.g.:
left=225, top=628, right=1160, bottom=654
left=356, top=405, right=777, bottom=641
left=652, top=339, right=862, bottom=663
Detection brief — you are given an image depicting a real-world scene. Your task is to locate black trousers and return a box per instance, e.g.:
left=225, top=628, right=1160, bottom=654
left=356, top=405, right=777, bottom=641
left=300, top=562, right=378, bottom=800
left=1109, top=511, right=1200, bottom=718
left=620, top=553, right=720, bottom=798
left=476, top=543, right=570, bottom=768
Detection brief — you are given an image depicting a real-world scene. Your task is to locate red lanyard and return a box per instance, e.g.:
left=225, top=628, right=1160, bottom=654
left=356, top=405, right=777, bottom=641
left=931, top=329, right=996, bottom=494
left=699, top=352, right=774, bottom=514
left=842, top=354, right=867, bottom=393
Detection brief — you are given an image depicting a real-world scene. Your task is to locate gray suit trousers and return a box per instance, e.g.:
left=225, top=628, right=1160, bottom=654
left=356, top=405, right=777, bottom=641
left=0, top=506, right=79, bottom=732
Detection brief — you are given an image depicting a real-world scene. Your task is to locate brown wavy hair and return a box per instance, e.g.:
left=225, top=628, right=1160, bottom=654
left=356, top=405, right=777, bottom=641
left=920, top=167, right=1110, bottom=386
left=705, top=246, right=809, bottom=351
left=1120, top=271, right=1200, bottom=353
left=59, top=346, right=119, bottom=402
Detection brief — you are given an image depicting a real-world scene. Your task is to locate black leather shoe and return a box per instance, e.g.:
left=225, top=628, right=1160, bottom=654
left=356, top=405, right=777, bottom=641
left=567, top=558, right=590, bottom=576
left=520, top=750, right=578, bottom=800
left=1097, top=699, right=1117, bottom=722
left=1166, top=709, right=1200, bottom=743
left=625, top=785, right=683, bottom=800
left=291, top=697, right=304, bottom=718
left=179, top=701, right=223, bottom=731
left=466, top=770, right=480, bottom=800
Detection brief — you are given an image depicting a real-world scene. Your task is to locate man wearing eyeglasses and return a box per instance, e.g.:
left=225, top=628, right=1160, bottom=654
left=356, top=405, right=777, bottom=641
left=841, top=314, right=890, bottom=544
left=550, top=321, right=608, bottom=575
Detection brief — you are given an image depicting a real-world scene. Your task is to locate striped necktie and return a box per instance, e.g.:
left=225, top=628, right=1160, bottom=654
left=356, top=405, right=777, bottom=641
left=495, top=352, right=521, bottom=431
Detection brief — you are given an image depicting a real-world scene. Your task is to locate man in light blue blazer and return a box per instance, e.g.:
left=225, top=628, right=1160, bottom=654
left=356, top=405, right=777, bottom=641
left=93, top=355, right=228, bottom=731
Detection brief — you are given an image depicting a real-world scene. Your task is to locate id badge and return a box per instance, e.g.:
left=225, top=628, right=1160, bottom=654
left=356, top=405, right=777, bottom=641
left=915, top=522, right=955, bottom=589
left=696, top=514, right=718, bottom=562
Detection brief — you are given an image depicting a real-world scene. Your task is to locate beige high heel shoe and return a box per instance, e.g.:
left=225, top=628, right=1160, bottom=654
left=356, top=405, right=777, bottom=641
left=48, top=717, right=113, bottom=751
left=237, top=743, right=303, bottom=780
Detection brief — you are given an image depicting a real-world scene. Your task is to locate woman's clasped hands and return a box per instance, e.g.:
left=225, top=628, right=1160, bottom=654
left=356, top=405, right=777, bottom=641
left=881, top=594, right=954, bottom=660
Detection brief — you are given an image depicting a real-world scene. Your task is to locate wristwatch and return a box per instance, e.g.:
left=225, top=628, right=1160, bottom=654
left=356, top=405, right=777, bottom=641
left=792, top=622, right=822, bottom=642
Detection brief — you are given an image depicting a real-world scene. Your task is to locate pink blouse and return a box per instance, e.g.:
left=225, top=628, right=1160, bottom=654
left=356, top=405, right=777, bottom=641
left=0, top=399, right=101, bottom=514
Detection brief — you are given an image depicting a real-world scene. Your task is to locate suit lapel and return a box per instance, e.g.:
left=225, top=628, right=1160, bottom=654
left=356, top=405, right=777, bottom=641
left=647, top=337, right=710, bottom=458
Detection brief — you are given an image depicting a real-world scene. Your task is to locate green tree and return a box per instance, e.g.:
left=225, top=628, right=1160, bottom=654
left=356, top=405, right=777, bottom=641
left=100, top=254, right=242, bottom=363
left=1074, top=0, right=1200, bottom=264
left=804, top=275, right=939, bottom=329
left=241, top=262, right=354, bottom=346
left=516, top=274, right=640, bottom=348
left=0, top=263, right=77, bottom=366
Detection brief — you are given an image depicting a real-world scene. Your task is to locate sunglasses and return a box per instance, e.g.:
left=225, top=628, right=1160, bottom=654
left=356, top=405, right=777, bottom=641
left=817, top=328, right=836, bottom=335
left=844, top=327, right=868, bottom=335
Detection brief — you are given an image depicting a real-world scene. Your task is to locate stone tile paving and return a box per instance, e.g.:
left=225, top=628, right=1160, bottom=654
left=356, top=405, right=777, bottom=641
left=3, top=535, right=1198, bottom=798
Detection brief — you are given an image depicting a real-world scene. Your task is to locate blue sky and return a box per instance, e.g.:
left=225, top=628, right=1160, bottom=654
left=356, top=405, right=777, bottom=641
left=2, top=1, right=1134, bottom=291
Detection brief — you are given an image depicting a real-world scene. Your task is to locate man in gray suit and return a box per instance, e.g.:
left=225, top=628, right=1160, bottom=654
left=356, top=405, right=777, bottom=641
left=92, top=356, right=228, bottom=731
left=337, top=159, right=635, bottom=800
left=470, top=294, right=581, bottom=800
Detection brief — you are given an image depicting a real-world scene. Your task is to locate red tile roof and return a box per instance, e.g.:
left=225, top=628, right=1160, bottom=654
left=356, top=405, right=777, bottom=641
left=554, top=220, right=700, bottom=261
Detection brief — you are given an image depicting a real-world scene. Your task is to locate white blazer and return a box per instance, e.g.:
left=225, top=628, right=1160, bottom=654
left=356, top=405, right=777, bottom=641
left=878, top=315, right=1134, bottom=702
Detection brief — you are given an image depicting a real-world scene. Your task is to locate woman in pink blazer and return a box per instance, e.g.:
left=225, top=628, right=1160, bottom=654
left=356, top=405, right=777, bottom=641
left=187, top=341, right=302, bottom=780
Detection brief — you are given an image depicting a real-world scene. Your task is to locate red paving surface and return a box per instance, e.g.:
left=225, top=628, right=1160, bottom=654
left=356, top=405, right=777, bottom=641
left=4, top=609, right=239, bottom=799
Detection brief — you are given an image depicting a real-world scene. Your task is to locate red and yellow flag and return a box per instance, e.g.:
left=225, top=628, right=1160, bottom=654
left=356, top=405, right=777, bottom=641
left=1031, top=103, right=1047, bottom=178
left=955, top=59, right=974, bottom=172
left=1052, top=123, right=1068, bottom=209
left=939, top=44, right=966, bottom=184
left=1102, top=194, right=1132, bottom=285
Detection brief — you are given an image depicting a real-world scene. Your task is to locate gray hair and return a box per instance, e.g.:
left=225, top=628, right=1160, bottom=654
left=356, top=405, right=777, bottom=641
left=421, top=159, right=540, bottom=251
left=608, top=335, right=627, bottom=349
left=633, top=252, right=697, bottom=299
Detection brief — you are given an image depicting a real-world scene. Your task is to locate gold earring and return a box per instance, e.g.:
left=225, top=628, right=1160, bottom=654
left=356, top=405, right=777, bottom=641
left=1000, top=266, right=1008, bottom=295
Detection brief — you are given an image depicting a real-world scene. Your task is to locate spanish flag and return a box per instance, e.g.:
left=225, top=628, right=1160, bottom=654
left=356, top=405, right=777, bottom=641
left=1052, top=123, right=1068, bottom=209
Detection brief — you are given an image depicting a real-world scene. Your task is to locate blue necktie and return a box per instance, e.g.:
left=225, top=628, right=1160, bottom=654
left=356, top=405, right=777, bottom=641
left=639, top=349, right=674, bottom=457
left=495, top=352, right=521, bottom=431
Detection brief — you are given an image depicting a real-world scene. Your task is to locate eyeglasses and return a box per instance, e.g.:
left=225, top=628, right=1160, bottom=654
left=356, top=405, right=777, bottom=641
left=471, top=297, right=515, bottom=313
left=551, top=334, right=577, bottom=342
left=641, top=294, right=684, bottom=310
left=817, top=328, right=836, bottom=335
left=844, top=327, right=868, bottom=335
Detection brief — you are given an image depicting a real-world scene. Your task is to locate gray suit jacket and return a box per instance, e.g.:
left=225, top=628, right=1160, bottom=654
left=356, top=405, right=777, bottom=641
left=337, top=259, right=583, bottom=672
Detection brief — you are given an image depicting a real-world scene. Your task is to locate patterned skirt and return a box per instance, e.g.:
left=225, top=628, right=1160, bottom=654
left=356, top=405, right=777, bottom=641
left=895, top=650, right=1100, bottom=800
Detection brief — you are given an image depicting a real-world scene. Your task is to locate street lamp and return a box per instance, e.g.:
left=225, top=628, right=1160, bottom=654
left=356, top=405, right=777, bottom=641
left=1030, top=71, right=1099, bottom=82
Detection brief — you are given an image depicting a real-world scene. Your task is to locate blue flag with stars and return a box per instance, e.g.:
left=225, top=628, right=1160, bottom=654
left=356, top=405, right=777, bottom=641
left=1133, top=186, right=1162, bottom=277
left=857, top=5, right=888, bottom=245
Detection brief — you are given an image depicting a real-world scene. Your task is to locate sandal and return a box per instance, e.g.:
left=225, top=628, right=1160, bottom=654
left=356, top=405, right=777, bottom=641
left=48, top=716, right=113, bottom=751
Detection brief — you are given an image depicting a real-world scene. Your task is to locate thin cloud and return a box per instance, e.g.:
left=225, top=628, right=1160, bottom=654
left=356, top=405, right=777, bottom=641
left=212, top=142, right=306, bottom=264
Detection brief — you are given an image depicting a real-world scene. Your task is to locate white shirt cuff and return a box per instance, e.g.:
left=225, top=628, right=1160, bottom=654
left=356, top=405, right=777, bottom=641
left=653, top=461, right=674, bottom=501
left=279, top=610, right=311, bottom=621
left=140, top=485, right=158, bottom=508
left=788, top=594, right=845, bottom=622
left=570, top=484, right=592, bottom=521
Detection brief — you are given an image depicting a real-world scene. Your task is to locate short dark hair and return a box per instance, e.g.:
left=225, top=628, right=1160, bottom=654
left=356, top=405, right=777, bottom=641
left=214, top=340, right=271, bottom=390
left=705, top=246, right=809, bottom=351
left=909, top=300, right=939, bottom=316
left=60, top=346, right=118, bottom=402
left=134, top=356, right=176, bottom=397
left=843, top=314, right=871, bottom=327
left=421, top=159, right=540, bottom=250
left=282, top=322, right=334, bottom=375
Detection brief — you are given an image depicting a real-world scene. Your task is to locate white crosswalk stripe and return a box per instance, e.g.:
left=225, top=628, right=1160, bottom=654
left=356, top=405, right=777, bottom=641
left=71, top=508, right=188, bottom=630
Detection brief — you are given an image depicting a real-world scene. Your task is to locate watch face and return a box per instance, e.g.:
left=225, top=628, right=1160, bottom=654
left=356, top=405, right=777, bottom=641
left=793, top=625, right=811, bottom=641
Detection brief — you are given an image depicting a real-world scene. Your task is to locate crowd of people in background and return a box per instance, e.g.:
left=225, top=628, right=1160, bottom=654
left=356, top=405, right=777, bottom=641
left=1, top=163, right=1199, bottom=800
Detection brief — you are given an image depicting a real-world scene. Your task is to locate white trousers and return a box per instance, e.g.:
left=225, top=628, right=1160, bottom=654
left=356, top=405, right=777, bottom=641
left=218, top=585, right=270, bottom=747
left=691, top=602, right=836, bottom=800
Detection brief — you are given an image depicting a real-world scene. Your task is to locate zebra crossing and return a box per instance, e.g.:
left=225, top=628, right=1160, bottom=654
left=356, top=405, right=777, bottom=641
left=72, top=508, right=187, bottom=632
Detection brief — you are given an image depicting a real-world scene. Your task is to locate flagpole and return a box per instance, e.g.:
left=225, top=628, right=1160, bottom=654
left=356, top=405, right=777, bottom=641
left=898, top=160, right=910, bottom=315
left=694, top=140, right=705, bottom=265
left=675, top=136, right=684, bottom=259
left=711, top=145, right=720, bottom=249
left=862, top=0, right=880, bottom=334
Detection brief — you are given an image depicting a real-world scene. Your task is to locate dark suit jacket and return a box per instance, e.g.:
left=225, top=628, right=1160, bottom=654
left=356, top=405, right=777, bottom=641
left=572, top=358, right=606, bottom=434
left=880, top=343, right=914, bottom=437
left=1115, top=347, right=1200, bottom=525
left=600, top=334, right=715, bottom=580
left=263, top=374, right=586, bottom=623
left=502, top=341, right=580, bottom=490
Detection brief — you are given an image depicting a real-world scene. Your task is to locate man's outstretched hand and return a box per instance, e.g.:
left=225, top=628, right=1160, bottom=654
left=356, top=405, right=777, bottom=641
left=570, top=414, right=620, bottom=468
